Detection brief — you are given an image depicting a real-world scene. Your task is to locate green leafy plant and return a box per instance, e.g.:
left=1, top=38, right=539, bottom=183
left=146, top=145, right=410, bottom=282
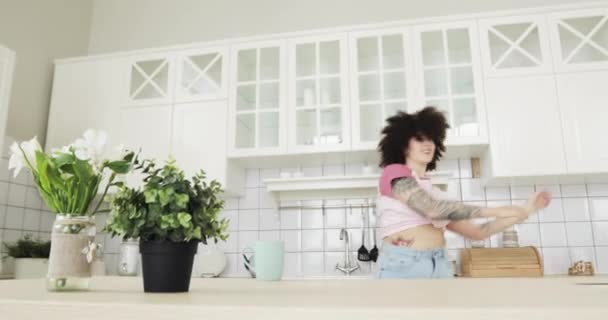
left=8, top=130, right=136, bottom=216
left=104, top=158, right=229, bottom=243
left=2, top=234, right=51, bottom=259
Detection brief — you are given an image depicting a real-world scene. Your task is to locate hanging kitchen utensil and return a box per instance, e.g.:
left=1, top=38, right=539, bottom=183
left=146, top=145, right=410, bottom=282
left=369, top=206, right=379, bottom=262
left=357, top=204, right=371, bottom=262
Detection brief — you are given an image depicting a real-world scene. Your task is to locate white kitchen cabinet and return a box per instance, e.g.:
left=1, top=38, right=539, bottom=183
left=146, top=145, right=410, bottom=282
left=478, top=15, right=553, bottom=77
left=172, top=101, right=244, bottom=195
left=556, top=70, right=608, bottom=173
left=228, top=40, right=287, bottom=157
left=0, top=46, right=15, bottom=157
left=482, top=75, right=567, bottom=177
left=349, top=28, right=416, bottom=150
left=123, top=53, right=175, bottom=106
left=46, top=58, right=125, bottom=151
left=288, top=34, right=350, bottom=153
left=413, top=21, right=487, bottom=145
left=118, top=105, right=172, bottom=188
left=548, top=8, right=608, bottom=73
left=175, top=47, right=227, bottom=102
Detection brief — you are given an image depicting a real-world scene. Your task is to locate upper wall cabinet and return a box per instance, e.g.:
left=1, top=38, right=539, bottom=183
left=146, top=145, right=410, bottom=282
left=413, top=21, right=487, bottom=144
left=478, top=15, right=553, bottom=77
left=288, top=34, right=350, bottom=153
left=228, top=40, right=287, bottom=157
left=549, top=9, right=608, bottom=72
left=123, top=53, right=175, bottom=106
left=349, top=28, right=416, bottom=150
left=175, top=47, right=228, bottom=102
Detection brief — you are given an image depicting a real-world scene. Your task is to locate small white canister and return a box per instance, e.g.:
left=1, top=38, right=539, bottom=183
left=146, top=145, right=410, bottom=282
left=118, top=238, right=139, bottom=276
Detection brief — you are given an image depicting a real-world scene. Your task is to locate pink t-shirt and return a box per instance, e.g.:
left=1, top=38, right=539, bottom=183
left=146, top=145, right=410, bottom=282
left=377, top=164, right=450, bottom=238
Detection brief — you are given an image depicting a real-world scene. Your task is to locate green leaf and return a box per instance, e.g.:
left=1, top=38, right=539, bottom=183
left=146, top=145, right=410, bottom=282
left=158, top=188, right=174, bottom=206
left=106, top=160, right=131, bottom=174
left=144, top=189, right=158, bottom=203
left=175, top=193, right=189, bottom=208
left=177, top=212, right=192, bottom=227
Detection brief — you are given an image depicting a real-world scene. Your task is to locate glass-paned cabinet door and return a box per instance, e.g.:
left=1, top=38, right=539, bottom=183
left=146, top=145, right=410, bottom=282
left=350, top=28, right=416, bottom=149
left=549, top=8, right=608, bottom=72
left=176, top=47, right=227, bottom=102
left=414, top=22, right=487, bottom=142
left=125, top=53, right=174, bottom=106
left=228, top=40, right=287, bottom=156
left=288, top=34, right=350, bottom=152
left=479, top=15, right=553, bottom=77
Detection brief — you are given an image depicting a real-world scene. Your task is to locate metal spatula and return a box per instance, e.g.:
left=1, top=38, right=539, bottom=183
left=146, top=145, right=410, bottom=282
left=369, top=207, right=379, bottom=262
left=357, top=205, right=371, bottom=262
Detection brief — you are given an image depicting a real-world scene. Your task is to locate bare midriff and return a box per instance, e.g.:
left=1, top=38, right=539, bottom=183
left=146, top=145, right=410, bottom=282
left=383, top=224, right=446, bottom=250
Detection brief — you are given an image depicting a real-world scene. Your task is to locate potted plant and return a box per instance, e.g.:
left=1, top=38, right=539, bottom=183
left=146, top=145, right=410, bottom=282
left=8, top=130, right=136, bottom=291
left=104, top=158, right=229, bottom=293
left=2, top=234, right=51, bottom=279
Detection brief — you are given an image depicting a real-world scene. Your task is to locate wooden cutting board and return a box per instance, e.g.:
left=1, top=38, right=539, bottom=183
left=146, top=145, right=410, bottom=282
left=460, top=246, right=544, bottom=277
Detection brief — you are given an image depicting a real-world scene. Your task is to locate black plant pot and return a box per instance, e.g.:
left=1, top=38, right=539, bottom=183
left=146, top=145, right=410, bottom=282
left=139, top=240, right=198, bottom=293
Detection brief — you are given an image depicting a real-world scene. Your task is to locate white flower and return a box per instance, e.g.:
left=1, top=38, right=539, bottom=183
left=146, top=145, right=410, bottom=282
left=8, top=137, right=42, bottom=178
left=72, top=129, right=107, bottom=163
left=51, top=145, right=72, bottom=157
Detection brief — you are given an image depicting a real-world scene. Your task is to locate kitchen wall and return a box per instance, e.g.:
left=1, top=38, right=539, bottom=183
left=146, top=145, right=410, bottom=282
left=87, top=0, right=584, bottom=54
left=0, top=0, right=93, bottom=143
left=2, top=134, right=607, bottom=277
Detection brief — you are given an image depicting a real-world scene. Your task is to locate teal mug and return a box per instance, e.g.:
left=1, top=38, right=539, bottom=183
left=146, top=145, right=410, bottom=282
left=242, top=240, right=284, bottom=281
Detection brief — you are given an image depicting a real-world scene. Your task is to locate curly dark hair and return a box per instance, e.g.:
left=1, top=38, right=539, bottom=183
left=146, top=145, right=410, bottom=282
left=377, top=107, right=450, bottom=171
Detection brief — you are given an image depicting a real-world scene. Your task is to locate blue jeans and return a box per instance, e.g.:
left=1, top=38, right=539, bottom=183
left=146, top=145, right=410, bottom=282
left=377, top=243, right=454, bottom=279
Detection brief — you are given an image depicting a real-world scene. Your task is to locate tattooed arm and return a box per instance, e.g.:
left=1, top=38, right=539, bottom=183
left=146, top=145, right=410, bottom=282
left=390, top=178, right=549, bottom=221
left=446, top=218, right=520, bottom=241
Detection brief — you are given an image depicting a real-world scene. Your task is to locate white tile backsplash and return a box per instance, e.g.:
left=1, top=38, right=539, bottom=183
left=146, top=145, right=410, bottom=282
left=535, top=184, right=561, bottom=198
left=238, top=231, right=258, bottom=252
left=563, top=198, right=590, bottom=222
left=281, top=230, right=301, bottom=252
left=283, top=252, right=301, bottom=277
left=458, top=159, right=472, bottom=178
left=301, top=208, right=324, bottom=229
left=510, top=186, right=535, bottom=200
left=259, top=209, right=280, bottom=230
left=238, top=188, right=259, bottom=210
left=485, top=187, right=510, bottom=201
left=7, top=184, right=26, bottom=207
left=25, top=187, right=42, bottom=209
left=565, top=222, right=594, bottom=246
left=460, top=179, right=485, bottom=201
left=325, top=207, right=346, bottom=228
left=301, top=229, right=324, bottom=251
left=540, top=223, right=568, bottom=247
left=238, top=209, right=259, bottom=231
left=22, top=209, right=40, bottom=231
left=302, top=252, right=324, bottom=276
left=542, top=247, right=570, bottom=275
left=245, top=168, right=260, bottom=188
left=517, top=223, right=541, bottom=247
left=561, top=184, right=587, bottom=197
left=592, top=222, right=608, bottom=246
left=538, top=199, right=564, bottom=222
left=588, top=184, right=608, bottom=197
left=595, top=247, right=608, bottom=274
left=5, top=206, right=24, bottom=229
left=590, top=198, right=608, bottom=221
left=280, top=209, right=301, bottom=230
left=259, top=230, right=280, bottom=242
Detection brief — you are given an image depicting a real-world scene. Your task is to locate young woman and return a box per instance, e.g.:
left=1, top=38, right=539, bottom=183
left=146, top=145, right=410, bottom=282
left=376, top=107, right=551, bottom=279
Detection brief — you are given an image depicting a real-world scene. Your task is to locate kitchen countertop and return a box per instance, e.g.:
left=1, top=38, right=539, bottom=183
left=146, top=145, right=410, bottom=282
left=0, top=276, right=607, bottom=319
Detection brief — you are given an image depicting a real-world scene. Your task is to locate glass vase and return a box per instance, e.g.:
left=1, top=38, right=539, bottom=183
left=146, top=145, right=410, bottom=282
left=46, top=215, right=96, bottom=291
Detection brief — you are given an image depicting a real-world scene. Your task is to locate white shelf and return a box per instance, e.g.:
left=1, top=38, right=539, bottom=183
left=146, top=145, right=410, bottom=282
left=263, top=171, right=453, bottom=207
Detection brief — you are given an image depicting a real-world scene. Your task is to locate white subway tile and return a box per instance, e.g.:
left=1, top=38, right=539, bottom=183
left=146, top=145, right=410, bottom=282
left=0, top=158, right=9, bottom=181
left=0, top=182, right=8, bottom=205
left=460, top=179, right=485, bottom=201
left=569, top=247, right=595, bottom=264
left=245, top=168, right=260, bottom=188
left=238, top=231, right=259, bottom=252
left=540, top=223, right=567, bottom=247
left=22, top=209, right=40, bottom=231
left=538, top=199, right=564, bottom=222
left=7, top=184, right=26, bottom=207
left=325, top=207, right=346, bottom=228
left=435, top=159, right=459, bottom=178
left=542, top=247, right=570, bottom=275
left=38, top=232, right=51, bottom=242
left=2, top=229, right=22, bottom=243
left=238, top=209, right=259, bottom=231
left=458, top=159, right=472, bottom=178
left=485, top=187, right=510, bottom=201
left=590, top=198, right=608, bottom=221
left=595, top=247, right=608, bottom=274
left=5, top=206, right=24, bottom=229
left=23, top=187, right=41, bottom=210
left=563, top=198, right=591, bottom=222
left=535, top=184, right=561, bottom=198
left=588, top=184, right=608, bottom=197
left=565, top=222, right=594, bottom=246
left=510, top=185, right=535, bottom=200
left=11, top=170, right=28, bottom=185
left=324, top=252, right=346, bottom=276
left=346, top=206, right=365, bottom=228
left=0, top=205, right=6, bottom=228
left=223, top=197, right=239, bottom=210
left=258, top=189, right=274, bottom=209
left=561, top=184, right=587, bottom=197
left=238, top=188, right=259, bottom=210
left=40, top=212, right=55, bottom=232
left=592, top=222, right=608, bottom=245
left=283, top=252, right=302, bottom=277
left=281, top=230, right=301, bottom=252
left=345, top=163, right=364, bottom=175
left=221, top=253, right=239, bottom=277
left=220, top=210, right=238, bottom=232
left=217, top=233, right=238, bottom=253
left=301, top=230, right=324, bottom=251
left=258, top=230, right=280, bottom=242
left=446, top=179, right=462, bottom=200
left=517, top=223, right=541, bottom=247
left=280, top=209, right=301, bottom=230
left=105, top=236, right=121, bottom=254
left=445, top=230, right=465, bottom=249
left=302, top=252, right=325, bottom=276
left=259, top=209, right=280, bottom=230
left=302, top=208, right=324, bottom=229
left=95, top=213, right=108, bottom=231
left=325, top=229, right=344, bottom=252
left=103, top=254, right=118, bottom=275
left=322, top=164, right=344, bottom=176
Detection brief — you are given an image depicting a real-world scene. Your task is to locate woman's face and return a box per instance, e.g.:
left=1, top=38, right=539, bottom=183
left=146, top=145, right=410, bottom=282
left=405, top=136, right=435, bottom=165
